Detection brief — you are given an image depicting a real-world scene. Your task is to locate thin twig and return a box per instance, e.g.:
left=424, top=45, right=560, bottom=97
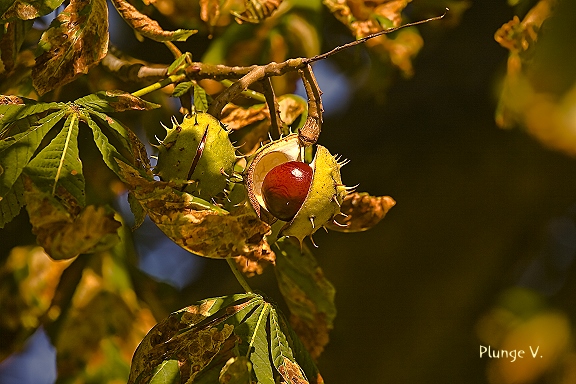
left=164, top=41, right=183, bottom=59
left=131, top=73, right=187, bottom=97
left=220, top=79, right=267, bottom=102
left=226, top=258, right=253, bottom=293
left=260, top=77, right=286, bottom=137
left=297, top=64, right=323, bottom=147
left=304, top=9, right=449, bottom=65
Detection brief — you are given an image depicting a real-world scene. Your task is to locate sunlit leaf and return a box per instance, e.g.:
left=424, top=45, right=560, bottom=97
left=32, top=0, right=109, bottom=95
left=130, top=294, right=323, bottom=384
left=0, top=108, right=66, bottom=198
left=232, top=0, right=283, bottom=24
left=25, top=111, right=85, bottom=204
left=220, top=103, right=268, bottom=130
left=129, top=294, right=259, bottom=384
left=194, top=83, right=210, bottom=112
left=171, top=81, right=193, bottom=98
left=200, top=0, right=222, bottom=28
left=148, top=360, right=180, bottom=384
left=75, top=91, right=160, bottom=113
left=167, top=52, right=192, bottom=75
left=110, top=0, right=197, bottom=42
left=0, top=96, right=64, bottom=132
left=118, top=160, right=274, bottom=261
left=0, top=173, right=25, bottom=228
left=23, top=178, right=121, bottom=259
left=233, top=303, right=274, bottom=384
left=84, top=114, right=134, bottom=179
left=323, top=0, right=424, bottom=76
left=278, top=94, right=307, bottom=129
left=0, top=245, right=73, bottom=361
left=0, top=0, right=65, bottom=21
left=270, top=308, right=309, bottom=383
left=274, top=237, right=335, bottom=359
left=325, top=192, right=396, bottom=232
left=219, top=356, right=252, bottom=384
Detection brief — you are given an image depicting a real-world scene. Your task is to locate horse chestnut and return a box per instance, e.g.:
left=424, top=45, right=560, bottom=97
left=261, top=161, right=313, bottom=221
left=245, top=133, right=348, bottom=243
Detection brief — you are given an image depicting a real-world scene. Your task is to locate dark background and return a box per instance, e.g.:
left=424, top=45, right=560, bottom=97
left=181, top=0, right=576, bottom=382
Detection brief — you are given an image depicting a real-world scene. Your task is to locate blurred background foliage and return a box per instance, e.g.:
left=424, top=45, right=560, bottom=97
left=2, top=0, right=576, bottom=383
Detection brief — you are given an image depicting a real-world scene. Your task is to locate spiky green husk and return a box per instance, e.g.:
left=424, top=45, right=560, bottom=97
left=246, top=133, right=347, bottom=243
left=280, top=145, right=346, bottom=242
left=154, top=112, right=235, bottom=200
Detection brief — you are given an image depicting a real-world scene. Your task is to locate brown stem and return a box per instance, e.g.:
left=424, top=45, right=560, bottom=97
left=260, top=77, right=286, bottom=137
left=207, top=59, right=304, bottom=118
left=297, top=64, right=323, bottom=147
left=101, top=49, right=168, bottom=84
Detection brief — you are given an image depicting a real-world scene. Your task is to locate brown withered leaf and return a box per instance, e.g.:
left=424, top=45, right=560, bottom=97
left=110, top=0, right=197, bottom=42
left=277, top=357, right=309, bottom=384
left=117, top=160, right=275, bottom=262
left=129, top=297, right=248, bottom=384
left=232, top=0, right=283, bottom=24
left=129, top=299, right=217, bottom=383
left=233, top=254, right=270, bottom=277
left=23, top=177, right=121, bottom=260
left=0, top=0, right=65, bottom=21
left=200, top=0, right=221, bottom=27
left=220, top=103, right=269, bottom=130
left=326, top=192, right=395, bottom=232
left=495, top=0, right=554, bottom=55
left=323, top=0, right=424, bottom=76
left=278, top=94, right=306, bottom=126
left=0, top=94, right=24, bottom=105
left=32, top=0, right=109, bottom=95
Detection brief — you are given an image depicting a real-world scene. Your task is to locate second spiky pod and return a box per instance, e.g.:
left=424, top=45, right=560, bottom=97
left=153, top=112, right=236, bottom=200
left=245, top=133, right=349, bottom=244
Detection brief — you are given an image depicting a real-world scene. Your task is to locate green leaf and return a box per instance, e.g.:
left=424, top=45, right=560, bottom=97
left=129, top=294, right=324, bottom=384
left=148, top=360, right=180, bottom=384
left=218, top=356, right=252, bottom=384
left=127, top=191, right=146, bottom=230
left=167, top=52, right=192, bottom=75
left=110, top=0, right=197, bottom=42
left=86, top=109, right=152, bottom=175
left=242, top=304, right=275, bottom=384
left=274, top=237, right=336, bottom=359
left=25, top=111, right=85, bottom=205
left=0, top=173, right=25, bottom=228
left=0, top=96, right=64, bottom=132
left=84, top=114, right=131, bottom=177
left=194, top=84, right=210, bottom=112
left=171, top=81, right=193, bottom=98
left=0, top=0, right=66, bottom=21
left=269, top=308, right=309, bottom=384
left=75, top=91, right=160, bottom=113
left=0, top=108, right=66, bottom=198
left=32, top=0, right=109, bottom=95
left=0, top=19, right=34, bottom=75
left=129, top=297, right=256, bottom=384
